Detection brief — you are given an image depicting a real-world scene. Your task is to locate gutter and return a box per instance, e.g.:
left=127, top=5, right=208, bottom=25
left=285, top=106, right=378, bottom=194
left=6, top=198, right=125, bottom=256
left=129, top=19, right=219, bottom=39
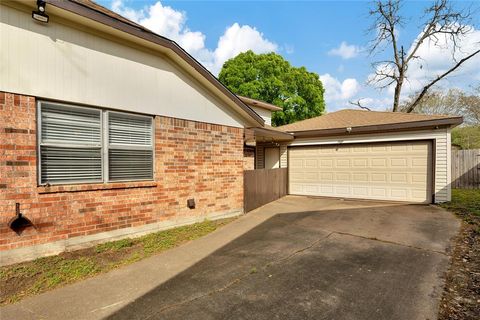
left=289, top=117, right=464, bottom=138
left=238, top=96, right=283, bottom=111
left=249, top=127, right=294, bottom=142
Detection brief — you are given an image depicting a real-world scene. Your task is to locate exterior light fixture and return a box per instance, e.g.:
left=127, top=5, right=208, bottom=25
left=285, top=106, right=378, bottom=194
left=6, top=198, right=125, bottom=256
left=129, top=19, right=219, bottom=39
left=32, top=0, right=49, bottom=23
left=346, top=127, right=352, bottom=133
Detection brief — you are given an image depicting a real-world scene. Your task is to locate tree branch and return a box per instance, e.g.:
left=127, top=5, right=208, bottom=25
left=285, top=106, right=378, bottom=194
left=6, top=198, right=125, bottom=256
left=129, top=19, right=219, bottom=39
left=404, top=48, right=480, bottom=113
left=349, top=99, right=372, bottom=111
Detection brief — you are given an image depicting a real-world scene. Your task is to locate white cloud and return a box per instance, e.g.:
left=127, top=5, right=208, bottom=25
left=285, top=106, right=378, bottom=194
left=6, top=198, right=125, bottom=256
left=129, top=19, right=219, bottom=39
left=211, top=23, right=278, bottom=73
left=320, top=74, right=359, bottom=100
left=319, top=75, right=395, bottom=112
left=110, top=1, right=277, bottom=75
left=403, top=25, right=480, bottom=95
left=328, top=41, right=361, bottom=59
left=320, top=74, right=360, bottom=111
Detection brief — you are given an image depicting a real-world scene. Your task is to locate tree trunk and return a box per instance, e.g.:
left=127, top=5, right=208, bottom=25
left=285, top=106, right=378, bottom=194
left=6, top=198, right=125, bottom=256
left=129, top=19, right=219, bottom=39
left=392, top=77, right=403, bottom=112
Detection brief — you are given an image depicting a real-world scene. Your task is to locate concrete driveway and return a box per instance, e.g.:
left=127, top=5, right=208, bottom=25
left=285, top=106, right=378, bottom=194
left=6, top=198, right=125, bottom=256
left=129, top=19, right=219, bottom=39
left=108, top=196, right=459, bottom=320
left=1, top=196, right=460, bottom=320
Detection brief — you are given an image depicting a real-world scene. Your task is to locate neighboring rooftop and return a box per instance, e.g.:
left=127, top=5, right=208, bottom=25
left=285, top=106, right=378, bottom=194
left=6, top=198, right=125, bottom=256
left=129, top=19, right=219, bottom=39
left=238, top=96, right=283, bottom=111
left=277, top=109, right=463, bottom=134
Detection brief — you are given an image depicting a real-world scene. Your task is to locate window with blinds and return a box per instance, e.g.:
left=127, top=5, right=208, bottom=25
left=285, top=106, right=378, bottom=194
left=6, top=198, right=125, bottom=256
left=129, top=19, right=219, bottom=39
left=107, top=112, right=153, bottom=181
left=38, top=102, right=154, bottom=185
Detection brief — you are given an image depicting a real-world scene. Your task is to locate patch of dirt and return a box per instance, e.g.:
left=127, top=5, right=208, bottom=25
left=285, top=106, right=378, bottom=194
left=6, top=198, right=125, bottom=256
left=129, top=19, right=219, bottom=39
left=438, top=220, right=480, bottom=320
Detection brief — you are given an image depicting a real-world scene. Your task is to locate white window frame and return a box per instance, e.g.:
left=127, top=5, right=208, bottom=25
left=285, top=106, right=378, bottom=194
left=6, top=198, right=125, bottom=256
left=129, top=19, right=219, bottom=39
left=37, top=101, right=155, bottom=186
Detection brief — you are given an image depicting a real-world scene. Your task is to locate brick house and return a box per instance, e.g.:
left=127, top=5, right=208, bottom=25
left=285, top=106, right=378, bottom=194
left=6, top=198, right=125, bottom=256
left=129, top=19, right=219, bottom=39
left=0, top=0, right=463, bottom=266
left=0, top=0, right=273, bottom=265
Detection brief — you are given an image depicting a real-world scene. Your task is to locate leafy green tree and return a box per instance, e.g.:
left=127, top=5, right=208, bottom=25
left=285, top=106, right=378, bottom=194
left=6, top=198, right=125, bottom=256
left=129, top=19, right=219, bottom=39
left=452, top=126, right=480, bottom=150
left=219, top=50, right=325, bottom=126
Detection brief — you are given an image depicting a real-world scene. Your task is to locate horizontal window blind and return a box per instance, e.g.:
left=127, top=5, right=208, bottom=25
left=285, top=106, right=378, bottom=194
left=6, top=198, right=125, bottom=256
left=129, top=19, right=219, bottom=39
left=108, top=149, right=153, bottom=181
left=108, top=112, right=154, bottom=181
left=41, top=104, right=101, bottom=145
left=109, top=113, right=152, bottom=146
left=40, top=146, right=102, bottom=184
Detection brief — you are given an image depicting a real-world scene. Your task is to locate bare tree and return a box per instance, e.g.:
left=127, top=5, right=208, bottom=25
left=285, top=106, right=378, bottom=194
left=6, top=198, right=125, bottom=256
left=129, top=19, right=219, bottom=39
left=359, top=0, right=480, bottom=113
left=401, top=85, right=480, bottom=125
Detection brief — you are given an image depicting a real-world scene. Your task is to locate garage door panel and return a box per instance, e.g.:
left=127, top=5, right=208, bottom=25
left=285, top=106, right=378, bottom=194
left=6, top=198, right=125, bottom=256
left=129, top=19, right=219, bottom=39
left=321, top=172, right=334, bottom=181
left=391, top=145, right=408, bottom=152
left=335, top=173, right=350, bottom=181
left=305, top=159, right=318, bottom=168
left=320, top=159, right=334, bottom=167
left=412, top=174, right=428, bottom=183
left=336, top=159, right=351, bottom=167
left=352, top=173, right=368, bottom=182
left=371, top=158, right=387, bottom=167
left=391, top=173, right=408, bottom=183
left=371, top=173, right=387, bottom=182
left=352, top=186, right=369, bottom=196
left=353, top=159, right=368, bottom=167
left=371, top=188, right=387, bottom=197
left=289, top=141, right=432, bottom=203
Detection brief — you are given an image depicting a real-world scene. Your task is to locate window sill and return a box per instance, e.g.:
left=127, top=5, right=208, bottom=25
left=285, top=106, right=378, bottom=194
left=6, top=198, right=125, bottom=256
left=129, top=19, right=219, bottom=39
left=38, top=181, right=157, bottom=194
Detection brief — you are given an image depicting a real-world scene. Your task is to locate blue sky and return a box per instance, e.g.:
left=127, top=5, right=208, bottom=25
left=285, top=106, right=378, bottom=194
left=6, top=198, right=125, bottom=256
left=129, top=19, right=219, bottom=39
left=99, top=0, right=480, bottom=112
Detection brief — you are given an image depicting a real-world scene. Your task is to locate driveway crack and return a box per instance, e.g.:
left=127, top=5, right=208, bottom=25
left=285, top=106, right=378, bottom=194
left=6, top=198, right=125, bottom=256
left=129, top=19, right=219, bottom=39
left=331, top=231, right=448, bottom=256
left=144, top=232, right=334, bottom=318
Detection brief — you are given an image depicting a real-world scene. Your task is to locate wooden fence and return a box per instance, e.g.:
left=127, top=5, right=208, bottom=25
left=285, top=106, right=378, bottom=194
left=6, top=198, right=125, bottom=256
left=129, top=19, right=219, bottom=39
left=451, top=149, right=480, bottom=189
left=244, top=168, right=288, bottom=212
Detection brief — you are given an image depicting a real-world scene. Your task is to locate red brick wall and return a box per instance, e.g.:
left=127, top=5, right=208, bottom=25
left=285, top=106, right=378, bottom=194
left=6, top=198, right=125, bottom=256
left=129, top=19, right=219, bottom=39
left=0, top=92, right=244, bottom=252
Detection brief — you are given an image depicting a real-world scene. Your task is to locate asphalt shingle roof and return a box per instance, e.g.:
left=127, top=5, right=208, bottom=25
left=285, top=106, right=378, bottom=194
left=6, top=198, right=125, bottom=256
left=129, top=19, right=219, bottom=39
left=277, top=109, right=461, bottom=132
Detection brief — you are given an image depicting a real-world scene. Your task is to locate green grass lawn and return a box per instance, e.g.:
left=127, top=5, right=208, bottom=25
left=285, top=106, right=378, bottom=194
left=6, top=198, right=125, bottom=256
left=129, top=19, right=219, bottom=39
left=440, top=189, right=480, bottom=221
left=0, top=218, right=235, bottom=305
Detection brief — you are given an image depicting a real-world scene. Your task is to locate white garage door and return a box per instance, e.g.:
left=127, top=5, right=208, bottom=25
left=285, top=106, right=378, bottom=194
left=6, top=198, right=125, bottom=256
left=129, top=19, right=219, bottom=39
left=289, top=141, right=433, bottom=203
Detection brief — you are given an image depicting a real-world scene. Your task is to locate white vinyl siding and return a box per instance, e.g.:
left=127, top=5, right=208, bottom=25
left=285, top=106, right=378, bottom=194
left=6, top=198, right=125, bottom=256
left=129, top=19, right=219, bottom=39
left=1, top=3, right=248, bottom=128
left=38, top=102, right=154, bottom=185
left=251, top=106, right=273, bottom=126
left=264, top=148, right=280, bottom=169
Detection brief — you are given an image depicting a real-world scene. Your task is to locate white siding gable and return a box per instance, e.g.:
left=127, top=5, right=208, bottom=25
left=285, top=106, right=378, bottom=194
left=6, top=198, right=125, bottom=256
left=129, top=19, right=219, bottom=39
left=0, top=3, right=246, bottom=127
left=251, top=106, right=272, bottom=126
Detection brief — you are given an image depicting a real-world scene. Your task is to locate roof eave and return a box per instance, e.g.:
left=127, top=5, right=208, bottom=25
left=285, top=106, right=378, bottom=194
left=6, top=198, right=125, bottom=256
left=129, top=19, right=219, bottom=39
left=238, top=96, right=283, bottom=111
left=289, top=117, right=464, bottom=138
left=250, top=127, right=294, bottom=142
left=45, top=0, right=264, bottom=126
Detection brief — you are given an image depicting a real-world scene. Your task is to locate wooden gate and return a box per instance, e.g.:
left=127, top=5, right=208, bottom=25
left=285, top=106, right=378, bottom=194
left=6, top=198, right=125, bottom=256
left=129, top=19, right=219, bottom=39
left=451, top=149, right=480, bottom=189
left=244, top=168, right=288, bottom=212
